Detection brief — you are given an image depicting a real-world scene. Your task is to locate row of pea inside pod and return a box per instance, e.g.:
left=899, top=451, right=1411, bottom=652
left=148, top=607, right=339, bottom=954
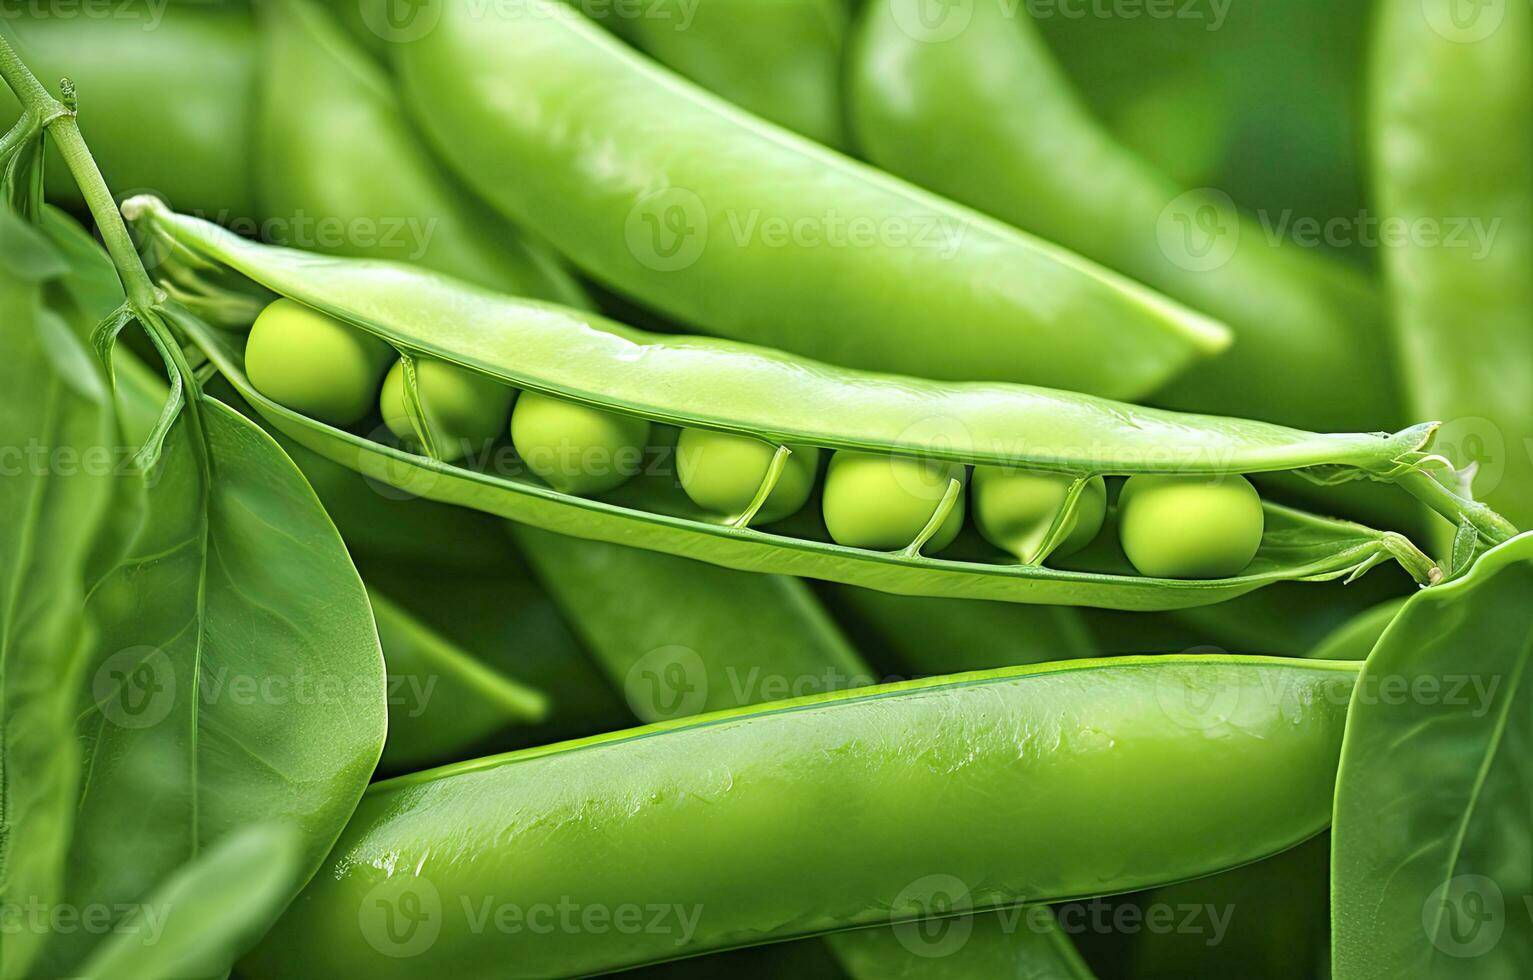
left=246, top=299, right=1265, bottom=580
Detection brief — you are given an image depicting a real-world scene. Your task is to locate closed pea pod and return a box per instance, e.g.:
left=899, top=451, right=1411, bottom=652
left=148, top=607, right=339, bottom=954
left=0, top=5, right=260, bottom=221
left=255, top=0, right=588, bottom=306
left=390, top=0, right=1229, bottom=401
left=1369, top=0, right=1533, bottom=542
left=130, top=202, right=1511, bottom=610
left=242, top=656, right=1360, bottom=978
left=590, top=0, right=851, bottom=147
left=844, top=0, right=1396, bottom=434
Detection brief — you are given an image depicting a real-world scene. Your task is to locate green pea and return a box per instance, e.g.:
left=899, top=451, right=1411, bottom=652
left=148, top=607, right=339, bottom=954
left=244, top=298, right=391, bottom=425
left=676, top=429, right=820, bottom=523
left=1118, top=474, right=1264, bottom=579
left=510, top=391, right=651, bottom=495
left=379, top=358, right=513, bottom=463
left=821, top=451, right=966, bottom=552
left=973, top=469, right=1107, bottom=562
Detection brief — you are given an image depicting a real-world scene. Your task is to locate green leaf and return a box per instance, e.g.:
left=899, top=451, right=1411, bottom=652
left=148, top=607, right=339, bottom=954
left=73, top=823, right=305, bottom=980
left=22, top=223, right=387, bottom=973
left=39, top=390, right=387, bottom=974
left=0, top=207, right=120, bottom=980
left=1332, top=532, right=1533, bottom=977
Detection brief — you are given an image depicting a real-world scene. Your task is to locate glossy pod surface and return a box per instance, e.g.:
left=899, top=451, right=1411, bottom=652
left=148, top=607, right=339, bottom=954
left=598, top=0, right=851, bottom=147
left=132, top=200, right=1428, bottom=477
left=129, top=200, right=1445, bottom=609
left=256, top=0, right=589, bottom=307
left=846, top=0, right=1396, bottom=434
left=246, top=656, right=1357, bottom=978
left=0, top=7, right=259, bottom=220
left=392, top=0, right=1229, bottom=400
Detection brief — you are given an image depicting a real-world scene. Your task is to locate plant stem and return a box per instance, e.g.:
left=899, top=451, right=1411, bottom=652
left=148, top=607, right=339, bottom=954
left=1399, top=469, right=1519, bottom=545
left=0, top=32, right=158, bottom=311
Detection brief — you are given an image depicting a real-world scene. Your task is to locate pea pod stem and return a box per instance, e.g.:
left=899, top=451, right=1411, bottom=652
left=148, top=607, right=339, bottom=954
left=729, top=443, right=792, bottom=529
left=898, top=477, right=963, bottom=558
left=0, top=38, right=157, bottom=312
left=1398, top=468, right=1519, bottom=549
left=1025, top=473, right=1092, bottom=567
left=395, top=351, right=442, bottom=461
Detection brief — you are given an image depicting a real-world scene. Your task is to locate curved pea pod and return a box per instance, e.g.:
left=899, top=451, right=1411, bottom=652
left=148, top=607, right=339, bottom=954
left=125, top=200, right=1498, bottom=611
left=368, top=589, right=549, bottom=775
left=254, top=0, right=587, bottom=307
left=595, top=0, right=850, bottom=147
left=1369, top=0, right=1533, bottom=542
left=242, top=655, right=1359, bottom=978
left=389, top=0, right=1229, bottom=400
left=845, top=0, right=1396, bottom=435
left=0, top=4, right=259, bottom=220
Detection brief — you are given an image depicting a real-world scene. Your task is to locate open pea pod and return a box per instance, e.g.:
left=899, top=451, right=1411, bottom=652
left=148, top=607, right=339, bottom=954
left=242, top=655, right=1360, bottom=978
left=128, top=199, right=1507, bottom=611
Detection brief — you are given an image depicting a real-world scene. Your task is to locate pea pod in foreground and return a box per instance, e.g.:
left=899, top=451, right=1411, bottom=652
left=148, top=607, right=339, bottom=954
left=124, top=200, right=1504, bottom=611
left=390, top=0, right=1229, bottom=400
left=243, top=655, right=1359, bottom=978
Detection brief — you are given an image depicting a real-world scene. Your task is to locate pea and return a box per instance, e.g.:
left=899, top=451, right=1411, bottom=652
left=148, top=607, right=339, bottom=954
left=973, top=469, right=1107, bottom=562
left=821, top=450, right=966, bottom=551
left=379, top=358, right=513, bottom=462
left=510, top=391, right=651, bottom=495
left=244, top=298, right=391, bottom=425
left=1118, top=474, right=1264, bottom=579
left=676, top=429, right=820, bottom=523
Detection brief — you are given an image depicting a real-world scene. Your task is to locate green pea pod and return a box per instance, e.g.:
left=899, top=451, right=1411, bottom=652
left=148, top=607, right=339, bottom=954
left=368, top=589, right=550, bottom=774
left=512, top=526, right=873, bottom=718
left=827, top=908, right=1095, bottom=979
left=0, top=4, right=259, bottom=220
left=1119, top=835, right=1331, bottom=980
left=1369, top=0, right=1533, bottom=541
left=389, top=0, right=1230, bottom=400
left=243, top=655, right=1358, bottom=978
left=255, top=0, right=588, bottom=307
left=845, top=0, right=1396, bottom=435
left=823, top=585, right=1097, bottom=675
left=595, top=0, right=850, bottom=147
left=1303, top=597, right=1408, bottom=662
left=524, top=532, right=1100, bottom=977
left=127, top=200, right=1479, bottom=609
